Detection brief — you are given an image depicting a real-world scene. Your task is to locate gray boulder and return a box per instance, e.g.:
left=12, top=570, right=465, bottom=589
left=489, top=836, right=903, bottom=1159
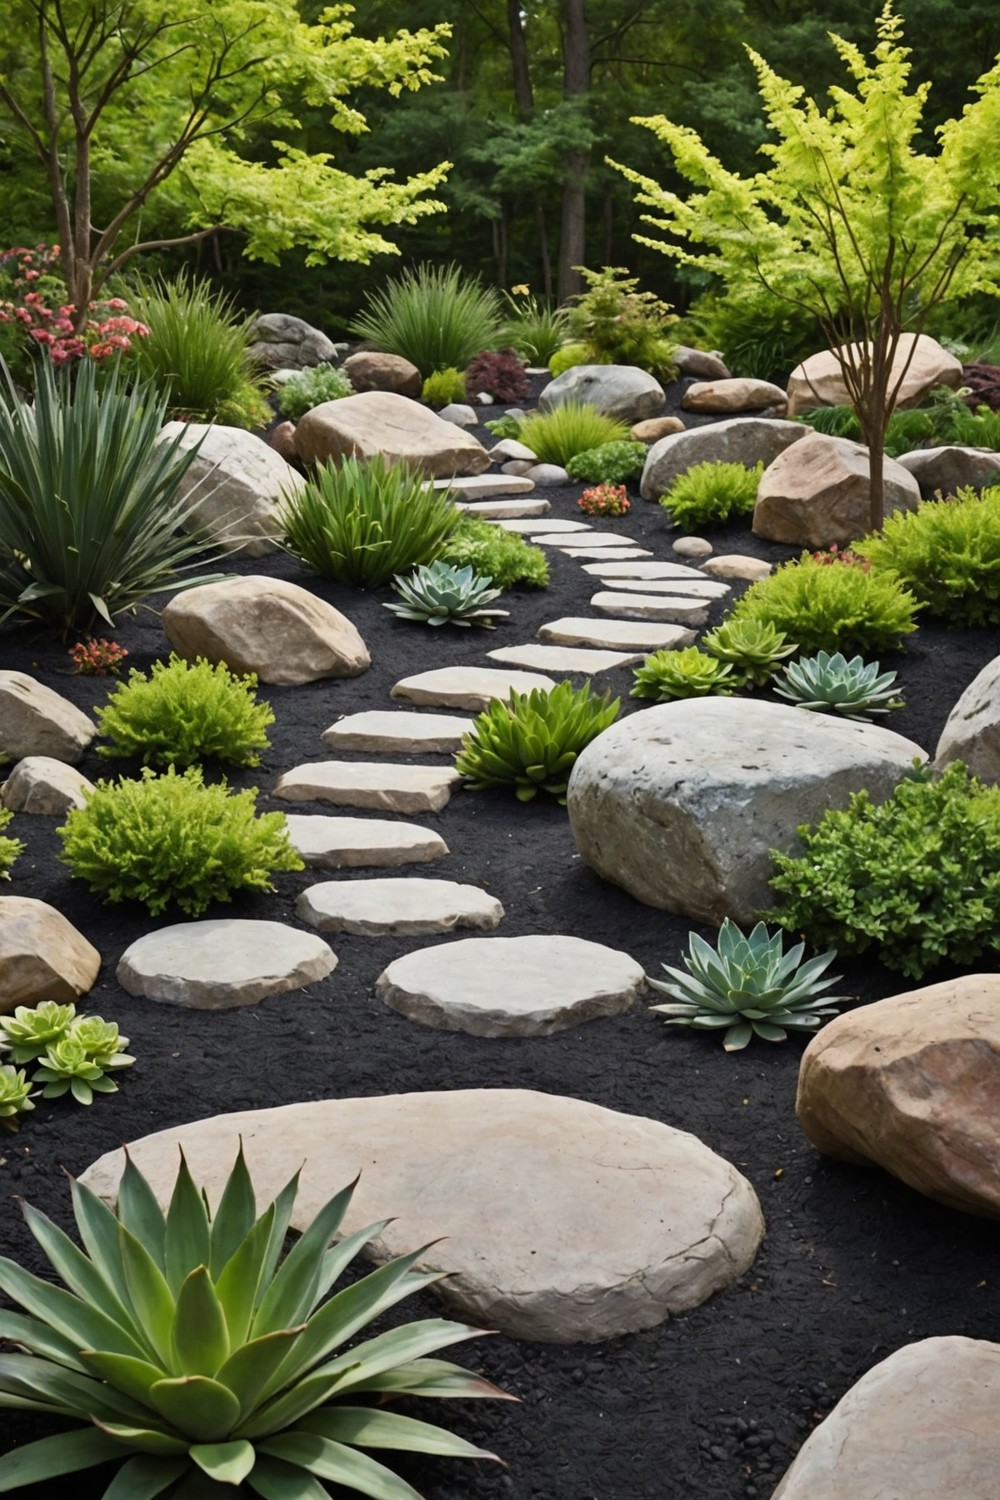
left=753, top=430, right=920, bottom=548
left=159, top=423, right=305, bottom=556
left=0, top=672, right=95, bottom=765
left=539, top=364, right=665, bottom=424
left=249, top=312, right=340, bottom=371
left=896, top=444, right=1000, bottom=496
left=935, top=655, right=1000, bottom=779
left=640, top=417, right=808, bottom=501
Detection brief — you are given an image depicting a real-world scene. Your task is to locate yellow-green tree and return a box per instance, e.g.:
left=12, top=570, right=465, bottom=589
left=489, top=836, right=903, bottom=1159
left=611, top=2, right=1000, bottom=530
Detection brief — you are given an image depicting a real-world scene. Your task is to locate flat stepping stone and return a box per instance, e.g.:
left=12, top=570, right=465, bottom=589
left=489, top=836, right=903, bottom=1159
left=531, top=530, right=640, bottom=548
left=431, top=474, right=535, bottom=499
left=273, top=761, right=461, bottom=814
left=81, top=1089, right=764, bottom=1343
left=116, top=920, right=336, bottom=1009
left=583, top=560, right=708, bottom=580
left=539, top=617, right=696, bottom=651
left=297, top=877, right=503, bottom=936
left=590, top=591, right=710, bottom=626
left=588, top=575, right=730, bottom=599
left=284, top=815, right=449, bottom=869
left=486, top=644, right=643, bottom=673
left=458, top=497, right=551, bottom=519
left=322, top=710, right=472, bottom=754
left=556, top=546, right=653, bottom=561
left=376, top=934, right=645, bottom=1036
left=391, top=665, right=556, bottom=711
left=496, top=517, right=590, bottom=534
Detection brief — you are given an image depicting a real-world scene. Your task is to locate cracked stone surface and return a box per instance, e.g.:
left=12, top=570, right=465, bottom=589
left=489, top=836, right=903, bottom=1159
left=273, top=761, right=461, bottom=814
left=486, top=643, right=644, bottom=673
left=321, top=710, right=473, bottom=754
left=297, top=877, right=503, bottom=936
left=538, top=618, right=695, bottom=651
left=116, top=919, right=337, bottom=1009
left=590, top=591, right=710, bottom=626
left=80, top=1088, right=764, bottom=1342
left=284, top=815, right=449, bottom=869
left=390, top=666, right=556, bottom=711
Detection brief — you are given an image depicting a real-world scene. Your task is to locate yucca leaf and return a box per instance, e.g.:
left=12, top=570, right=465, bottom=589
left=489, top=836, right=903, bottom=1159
left=0, top=1255, right=149, bottom=1361
left=118, top=1225, right=177, bottom=1369
left=164, top=1151, right=212, bottom=1295
left=190, top=1438, right=256, bottom=1484
left=258, top=1432, right=424, bottom=1500
left=252, top=1179, right=357, bottom=1338
left=170, top=1267, right=230, bottom=1377
left=147, top=1375, right=241, bottom=1442
left=0, top=1427, right=126, bottom=1492
left=102, top=1454, right=188, bottom=1499
left=117, top=1153, right=167, bottom=1269
left=299, top=1405, right=500, bottom=1460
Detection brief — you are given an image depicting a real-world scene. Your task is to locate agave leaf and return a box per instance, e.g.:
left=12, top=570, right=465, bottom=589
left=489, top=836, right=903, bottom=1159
left=252, top=1179, right=358, bottom=1338
left=147, top=1375, right=241, bottom=1442
left=215, top=1203, right=276, bottom=1347
left=69, top=1176, right=130, bottom=1307
left=299, top=1405, right=500, bottom=1460
left=209, top=1144, right=257, bottom=1276
left=752, top=1021, right=788, bottom=1042
left=0, top=1427, right=126, bottom=1492
left=247, top=1453, right=335, bottom=1499
left=102, top=1453, right=189, bottom=1499
left=0, top=1255, right=150, bottom=1361
left=314, top=1220, right=392, bottom=1305
left=257, top=1432, right=424, bottom=1500
left=190, top=1438, right=256, bottom=1484
left=0, top=1352, right=153, bottom=1426
left=216, top=1327, right=304, bottom=1419
left=80, top=1349, right=168, bottom=1407
left=164, top=1151, right=212, bottom=1295
left=315, top=1320, right=490, bottom=1402
left=92, top=1418, right=190, bottom=1456
left=0, top=1309, right=90, bottom=1371
left=170, top=1267, right=231, bottom=1377
left=723, top=1021, right=754, bottom=1052
left=345, top=1357, right=513, bottom=1401
left=258, top=1169, right=303, bottom=1301
left=117, top=1153, right=167, bottom=1270
left=118, top=1225, right=177, bottom=1369
left=19, top=1200, right=138, bottom=1341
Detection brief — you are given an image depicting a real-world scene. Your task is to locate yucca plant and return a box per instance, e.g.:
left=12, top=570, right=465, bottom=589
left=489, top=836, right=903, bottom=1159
left=456, top=680, right=620, bottom=802
left=349, top=263, right=502, bottom=373
left=631, top=647, right=735, bottom=701
left=0, top=1146, right=508, bottom=1497
left=648, top=919, right=848, bottom=1051
left=773, top=650, right=904, bottom=720
left=702, top=619, right=797, bottom=687
left=517, top=403, right=631, bottom=467
left=384, top=562, right=508, bottom=628
left=0, top=358, right=224, bottom=631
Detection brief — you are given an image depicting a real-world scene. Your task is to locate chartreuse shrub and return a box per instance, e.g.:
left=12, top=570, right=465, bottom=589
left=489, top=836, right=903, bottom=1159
left=349, top=262, right=502, bottom=372
left=0, top=806, right=23, bottom=877
left=96, top=655, right=274, bottom=768
left=280, top=455, right=459, bottom=588
left=631, top=647, right=735, bottom=701
left=660, top=461, right=764, bottom=528
left=0, top=1146, right=508, bottom=1498
left=565, top=440, right=646, bottom=485
left=421, top=367, right=466, bottom=407
left=278, top=363, right=353, bottom=420
left=437, top=514, right=549, bottom=589
left=58, top=767, right=303, bottom=916
left=517, top=403, right=630, bottom=467
left=767, top=760, right=1000, bottom=980
left=566, top=266, right=677, bottom=378
left=857, top=486, right=1000, bottom=625
left=456, top=680, right=619, bottom=802
left=0, top=1000, right=134, bottom=1120
left=548, top=342, right=591, bottom=377
left=725, top=552, right=919, bottom=656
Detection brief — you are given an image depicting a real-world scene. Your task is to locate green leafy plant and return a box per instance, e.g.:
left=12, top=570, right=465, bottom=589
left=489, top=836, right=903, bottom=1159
left=681, top=284, right=821, bottom=382
left=0, top=1145, right=508, bottom=1497
left=58, top=766, right=303, bottom=916
left=631, top=647, right=735, bottom=701
left=702, top=619, right=797, bottom=687
left=774, top=650, right=904, bottom=720
left=858, top=486, right=1000, bottom=625
left=464, top=350, right=528, bottom=403
left=278, top=363, right=353, bottom=421
left=0, top=357, right=223, bottom=631
left=0, top=806, right=24, bottom=878
left=725, top=552, right=919, bottom=656
left=660, top=460, right=764, bottom=529
left=421, top=367, right=467, bottom=407
left=500, top=289, right=568, bottom=365
left=455, top=680, right=619, bottom=802
left=577, top=483, right=630, bottom=517
left=349, top=263, right=502, bottom=373
left=566, top=266, right=677, bottom=377
left=437, top=515, right=549, bottom=589
left=280, top=455, right=459, bottom=587
left=548, top=342, right=591, bottom=377
left=565, top=440, right=647, bottom=485
left=0, top=1001, right=135, bottom=1116
left=484, top=414, right=524, bottom=440
left=0, top=1066, right=32, bottom=1131
left=647, top=919, right=847, bottom=1052
left=384, top=562, right=508, bottom=628
left=95, top=655, right=275, bottom=768
left=517, top=403, right=630, bottom=467
left=768, top=760, right=1000, bottom=979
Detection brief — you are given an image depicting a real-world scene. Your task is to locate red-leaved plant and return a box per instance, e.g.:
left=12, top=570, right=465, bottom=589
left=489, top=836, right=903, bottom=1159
left=68, top=639, right=129, bottom=676
left=578, top=483, right=630, bottom=517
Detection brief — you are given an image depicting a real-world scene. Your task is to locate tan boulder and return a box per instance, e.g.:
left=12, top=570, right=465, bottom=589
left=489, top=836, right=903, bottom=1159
left=294, top=390, right=490, bottom=478
left=796, top=974, right=1000, bottom=1217
left=1, top=756, right=93, bottom=814
left=787, top=332, right=963, bottom=416
left=631, top=415, right=684, bottom=441
left=162, top=575, right=370, bottom=687
left=0, top=672, right=95, bottom=765
left=753, top=430, right=920, bottom=547
left=159, top=423, right=305, bottom=556
left=681, top=377, right=787, bottom=413
left=935, top=655, right=1000, bottom=779
left=896, top=444, right=1000, bottom=496
left=0, top=897, right=101, bottom=1012
left=342, top=351, right=422, bottom=398
left=673, top=345, right=730, bottom=380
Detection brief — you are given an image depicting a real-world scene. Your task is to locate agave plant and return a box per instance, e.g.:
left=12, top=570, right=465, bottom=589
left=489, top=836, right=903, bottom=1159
left=455, top=680, right=620, bottom=802
left=0, top=1147, right=508, bottom=1497
left=702, top=619, right=798, bottom=687
left=384, top=562, right=509, bottom=629
left=773, top=650, right=904, bottom=720
left=648, top=920, right=848, bottom=1051
left=630, top=647, right=735, bottom=701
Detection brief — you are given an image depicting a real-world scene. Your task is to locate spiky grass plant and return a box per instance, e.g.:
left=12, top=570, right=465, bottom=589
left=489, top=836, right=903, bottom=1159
left=349, top=263, right=502, bottom=373
left=702, top=619, right=797, bottom=687
left=384, top=562, right=508, bottom=628
left=631, top=647, right=735, bottom=701
left=517, top=403, right=631, bottom=467
left=648, top=920, right=847, bottom=1051
left=95, top=654, right=275, bottom=768
left=0, top=1146, right=508, bottom=1497
left=774, top=650, right=904, bottom=720
left=500, top=289, right=568, bottom=365
left=455, top=680, right=620, bottom=802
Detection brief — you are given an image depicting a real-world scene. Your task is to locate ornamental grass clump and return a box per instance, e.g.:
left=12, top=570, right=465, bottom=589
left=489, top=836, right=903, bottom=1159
left=500, top=289, right=568, bottom=365
left=0, top=1146, right=509, bottom=1498
left=349, top=262, right=502, bottom=373
left=774, top=650, right=904, bottom=720
left=455, top=680, right=620, bottom=802
left=660, top=460, right=764, bottom=529
left=631, top=647, right=735, bottom=701
left=384, top=562, right=508, bottom=628
left=857, top=486, right=1000, bottom=625
left=58, top=766, right=303, bottom=916
left=437, top=514, right=549, bottom=589
left=517, top=403, right=630, bottom=467
left=95, top=654, right=275, bottom=768
left=278, top=363, right=353, bottom=420
left=725, top=551, right=918, bottom=656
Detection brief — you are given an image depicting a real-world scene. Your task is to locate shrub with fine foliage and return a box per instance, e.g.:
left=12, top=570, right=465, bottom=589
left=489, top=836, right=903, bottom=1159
left=565, top=440, right=647, bottom=484
left=436, top=514, right=549, bottom=589
left=725, top=551, right=919, bottom=655
left=95, top=654, right=275, bottom=767
left=0, top=808, right=23, bottom=879
left=278, top=363, right=353, bottom=420
left=660, top=460, right=764, bottom=528
left=858, top=486, right=1000, bottom=625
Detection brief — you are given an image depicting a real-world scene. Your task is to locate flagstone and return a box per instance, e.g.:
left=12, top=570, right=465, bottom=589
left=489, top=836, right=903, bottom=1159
left=496, top=517, right=590, bottom=534
left=391, top=665, right=556, bottom=711
left=585, top=576, right=730, bottom=599
left=458, top=497, right=551, bottom=519
left=116, top=919, right=337, bottom=1009
left=531, top=530, right=641, bottom=548
left=284, top=815, right=449, bottom=869
left=297, top=877, right=503, bottom=936
left=556, top=546, right=654, bottom=561
left=486, top=644, right=644, bottom=673
left=583, top=560, right=708, bottom=580
left=538, top=618, right=696, bottom=651
left=273, top=761, right=461, bottom=814
left=321, top=710, right=473, bottom=754
left=590, top=591, right=711, bottom=626
left=431, top=474, right=536, bottom=499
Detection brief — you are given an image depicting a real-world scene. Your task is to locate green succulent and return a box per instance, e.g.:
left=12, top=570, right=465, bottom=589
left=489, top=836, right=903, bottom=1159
left=69, top=1015, right=131, bottom=1069
left=0, top=1001, right=78, bottom=1063
left=631, top=647, right=735, bottom=701
left=384, top=562, right=509, bottom=629
left=774, top=650, right=904, bottom=720
left=455, top=680, right=620, bottom=802
left=0, top=1146, right=508, bottom=1498
left=702, top=618, right=797, bottom=687
left=648, top=919, right=848, bottom=1051
left=32, top=1018, right=135, bottom=1104
left=0, top=1064, right=33, bottom=1132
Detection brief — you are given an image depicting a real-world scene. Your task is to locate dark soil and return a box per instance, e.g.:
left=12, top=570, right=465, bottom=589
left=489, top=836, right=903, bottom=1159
left=2, top=380, right=1000, bottom=1500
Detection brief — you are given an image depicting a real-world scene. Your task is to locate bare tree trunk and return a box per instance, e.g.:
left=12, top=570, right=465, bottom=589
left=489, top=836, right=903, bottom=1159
left=557, top=0, right=590, bottom=304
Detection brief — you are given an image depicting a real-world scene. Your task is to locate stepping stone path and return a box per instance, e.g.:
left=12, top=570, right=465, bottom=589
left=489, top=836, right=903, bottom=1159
left=116, top=920, right=336, bottom=1009
left=273, top=761, right=461, bottom=814
left=539, top=618, right=696, bottom=652
left=376, top=934, right=645, bottom=1036
left=588, top=576, right=729, bottom=599
left=458, top=497, right=551, bottom=519
left=391, top=665, right=556, bottom=711
left=496, top=517, right=590, bottom=534
left=284, top=815, right=449, bottom=869
left=431, top=474, right=535, bottom=499
left=297, top=877, right=503, bottom=936
left=583, top=560, right=709, bottom=580
left=531, top=530, right=641, bottom=549
left=81, top=1088, right=765, bottom=1342
left=487, top=644, right=643, bottom=673
left=591, top=590, right=710, bottom=626
left=321, top=710, right=472, bottom=754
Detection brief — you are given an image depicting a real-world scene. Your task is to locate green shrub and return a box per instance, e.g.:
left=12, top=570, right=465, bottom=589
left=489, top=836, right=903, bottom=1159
left=725, top=552, right=919, bottom=655
left=548, top=342, right=592, bottom=377
left=0, top=807, right=24, bottom=878
left=565, top=440, right=647, bottom=484
left=682, top=284, right=823, bottom=381
left=0, top=358, right=222, bottom=631
left=797, top=388, right=1000, bottom=456
left=278, top=362, right=353, bottom=420
left=280, top=454, right=459, bottom=587
left=518, top=403, right=630, bottom=466
left=566, top=266, right=677, bottom=378
left=421, top=367, right=467, bottom=407
left=768, top=761, right=1000, bottom=980
left=484, top=413, right=524, bottom=440
left=455, top=680, right=620, bottom=802
left=58, top=766, right=303, bottom=916
left=660, top=460, right=763, bottom=528
left=437, top=514, right=549, bottom=589
left=501, top=290, right=569, bottom=364
left=631, top=647, right=735, bottom=701
left=858, top=486, right=1000, bottom=625
left=96, top=654, right=275, bottom=767
left=349, top=262, right=502, bottom=373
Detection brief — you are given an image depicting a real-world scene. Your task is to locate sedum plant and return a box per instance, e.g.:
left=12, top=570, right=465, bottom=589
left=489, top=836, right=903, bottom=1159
left=647, top=919, right=847, bottom=1051
left=455, top=680, right=620, bottom=802
left=384, top=562, right=508, bottom=629
left=702, top=618, right=796, bottom=687
left=420, top=367, right=466, bottom=407
left=631, top=647, right=735, bottom=701
left=517, top=403, right=630, bottom=467
left=0, top=1146, right=507, bottom=1498
left=857, top=486, right=1000, bottom=626
left=660, top=460, right=764, bottom=529
left=58, top=766, right=303, bottom=916
left=0, top=1002, right=135, bottom=1114
left=774, top=650, right=904, bottom=720
left=436, top=514, right=549, bottom=589
left=95, top=654, right=275, bottom=768
left=349, top=262, right=502, bottom=372
left=565, top=440, right=647, bottom=485
left=0, top=806, right=24, bottom=878
left=278, top=363, right=353, bottom=421
left=725, top=551, right=919, bottom=656
left=0, top=1065, right=33, bottom=1131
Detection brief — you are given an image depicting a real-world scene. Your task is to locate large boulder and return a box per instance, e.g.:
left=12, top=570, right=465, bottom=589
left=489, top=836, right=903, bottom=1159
left=0, top=672, right=95, bottom=765
left=752, top=430, right=920, bottom=548
left=342, top=351, right=421, bottom=398
left=673, top=345, right=730, bottom=380
left=772, top=1337, right=1000, bottom=1500
left=1, top=756, right=93, bottom=814
left=681, top=377, right=787, bottom=414
left=162, top=575, right=370, bottom=686
left=935, top=656, right=1000, bottom=779
left=248, top=312, right=340, bottom=371
left=786, top=333, right=963, bottom=417
left=294, top=391, right=490, bottom=478
left=796, top=974, right=1000, bottom=1217
left=639, top=417, right=807, bottom=501
left=538, top=364, right=665, bottom=424
left=159, top=423, right=305, bottom=556
left=566, top=699, right=924, bottom=925
left=896, top=444, right=1000, bottom=496
left=0, top=897, right=101, bottom=1013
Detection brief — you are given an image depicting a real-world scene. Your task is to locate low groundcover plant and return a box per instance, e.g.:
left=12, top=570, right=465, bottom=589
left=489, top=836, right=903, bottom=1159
left=384, top=562, right=508, bottom=629
left=0, top=807, right=24, bottom=878
left=0, top=1001, right=135, bottom=1123
left=455, top=680, right=619, bottom=802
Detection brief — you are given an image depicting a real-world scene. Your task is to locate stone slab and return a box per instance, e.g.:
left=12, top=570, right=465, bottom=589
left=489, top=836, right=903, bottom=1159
left=284, top=815, right=449, bottom=869
left=701, top=554, right=773, bottom=581
left=116, top=920, right=336, bottom=1009
left=496, top=518, right=590, bottom=534
left=584, top=576, right=729, bottom=599
left=391, top=666, right=556, bottom=711
left=590, top=591, right=711, bottom=626
left=458, top=497, right=551, bottom=519
left=486, top=644, right=644, bottom=673
left=273, top=761, right=461, bottom=814
left=321, top=710, right=473, bottom=754
left=538, top=618, right=696, bottom=651
left=531, top=531, right=640, bottom=549
left=432, top=474, right=535, bottom=499
left=583, top=560, right=709, bottom=581
left=297, top=877, right=503, bottom=936
left=555, top=547, right=654, bottom=561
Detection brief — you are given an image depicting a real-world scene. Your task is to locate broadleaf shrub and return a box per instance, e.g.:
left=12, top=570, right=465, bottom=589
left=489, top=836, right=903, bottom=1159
left=565, top=440, right=647, bottom=484
left=437, top=514, right=549, bottom=589
left=465, top=349, right=529, bottom=403
left=278, top=362, right=353, bottom=420
left=725, top=552, right=919, bottom=655
left=660, top=460, right=764, bottom=528
left=517, top=403, right=630, bottom=466
left=95, top=654, right=275, bottom=767
left=857, top=486, right=1000, bottom=625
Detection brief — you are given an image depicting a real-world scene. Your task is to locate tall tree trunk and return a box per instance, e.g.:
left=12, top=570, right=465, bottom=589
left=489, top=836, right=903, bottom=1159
left=557, top=0, right=590, bottom=304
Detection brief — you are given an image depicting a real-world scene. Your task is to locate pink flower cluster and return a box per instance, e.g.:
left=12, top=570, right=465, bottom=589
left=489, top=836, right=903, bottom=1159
left=68, top=638, right=129, bottom=676
left=578, top=483, right=630, bottom=517
left=0, top=244, right=148, bottom=365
